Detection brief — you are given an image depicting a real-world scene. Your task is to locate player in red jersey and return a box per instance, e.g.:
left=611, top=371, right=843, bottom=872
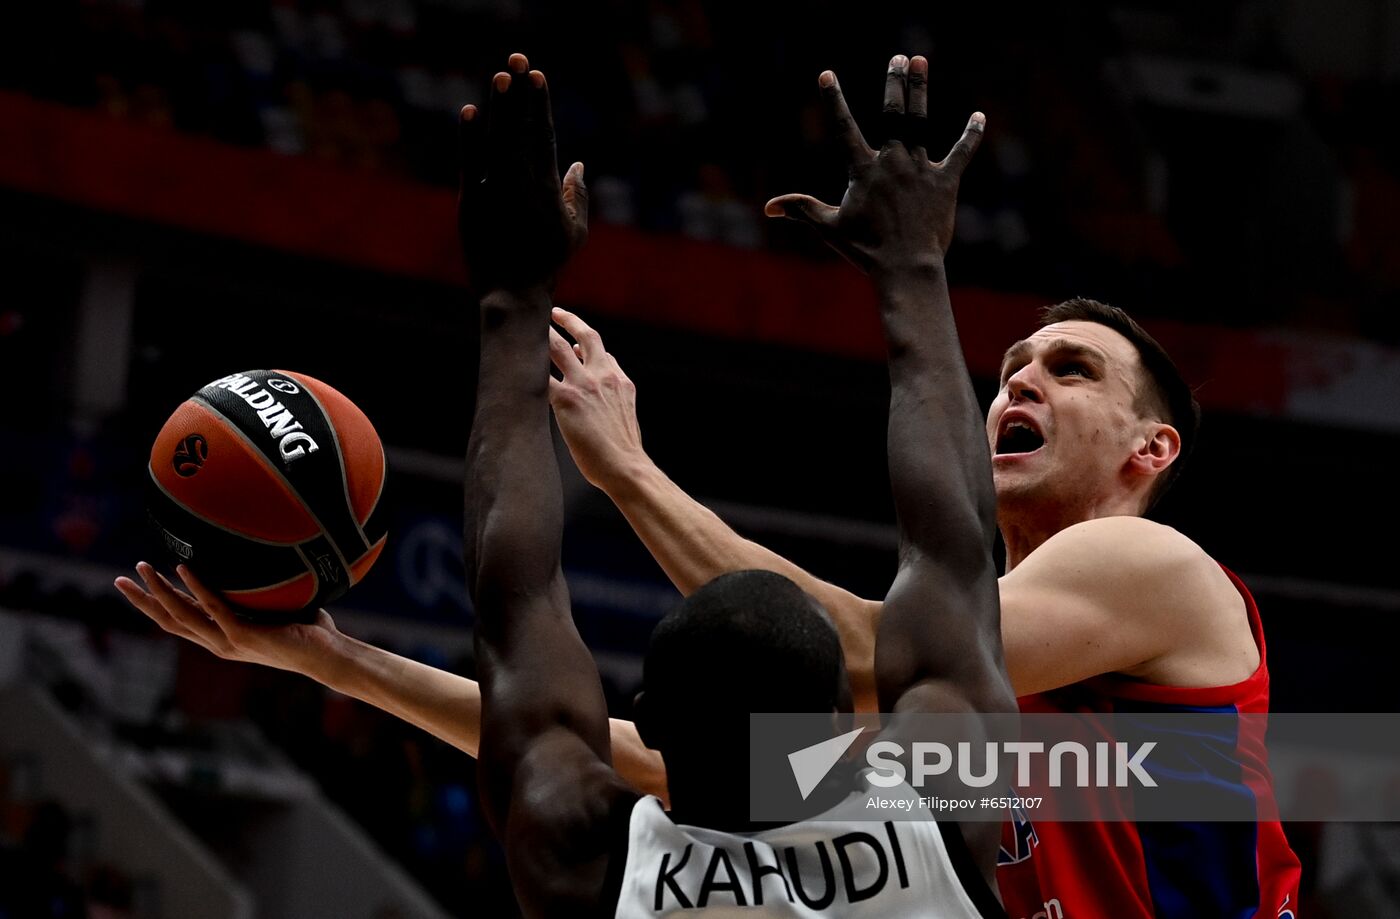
left=539, top=71, right=1304, bottom=911
left=543, top=307, right=1301, bottom=919
left=117, top=56, right=1301, bottom=919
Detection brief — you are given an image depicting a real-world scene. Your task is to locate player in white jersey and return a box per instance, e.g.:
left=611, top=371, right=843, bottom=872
left=614, top=772, right=1007, bottom=917
left=453, top=49, right=1014, bottom=917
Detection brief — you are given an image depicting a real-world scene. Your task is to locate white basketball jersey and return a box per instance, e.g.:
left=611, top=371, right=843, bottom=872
left=610, top=783, right=999, bottom=917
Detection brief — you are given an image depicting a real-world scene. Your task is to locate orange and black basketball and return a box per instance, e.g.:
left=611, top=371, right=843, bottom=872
left=146, top=370, right=388, bottom=622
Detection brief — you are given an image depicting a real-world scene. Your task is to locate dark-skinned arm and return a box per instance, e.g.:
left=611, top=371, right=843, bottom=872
left=768, top=54, right=1016, bottom=889
left=460, top=54, right=633, bottom=912
left=767, top=56, right=1013, bottom=717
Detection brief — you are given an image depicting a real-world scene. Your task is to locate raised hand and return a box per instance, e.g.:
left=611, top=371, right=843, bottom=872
left=546, top=307, right=647, bottom=491
left=765, top=55, right=983, bottom=274
left=458, top=52, right=587, bottom=293
left=115, top=562, right=345, bottom=678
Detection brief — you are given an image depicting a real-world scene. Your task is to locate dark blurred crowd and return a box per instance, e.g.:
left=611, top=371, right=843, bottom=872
left=4, top=0, right=1399, bottom=340
left=0, top=571, right=524, bottom=917
left=0, top=790, right=139, bottom=919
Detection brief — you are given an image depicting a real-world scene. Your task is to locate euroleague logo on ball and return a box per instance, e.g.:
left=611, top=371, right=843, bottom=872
left=173, top=434, right=209, bottom=477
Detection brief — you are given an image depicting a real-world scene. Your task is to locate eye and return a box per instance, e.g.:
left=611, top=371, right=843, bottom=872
left=1056, top=362, right=1091, bottom=378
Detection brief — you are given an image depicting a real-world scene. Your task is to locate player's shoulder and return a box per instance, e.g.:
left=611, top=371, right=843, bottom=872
left=1035, top=516, right=1212, bottom=577
left=1026, top=517, right=1238, bottom=618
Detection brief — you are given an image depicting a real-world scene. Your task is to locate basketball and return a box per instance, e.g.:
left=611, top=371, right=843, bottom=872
left=145, top=369, right=388, bottom=622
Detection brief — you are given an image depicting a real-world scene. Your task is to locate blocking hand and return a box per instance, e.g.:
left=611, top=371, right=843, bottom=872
left=765, top=55, right=983, bottom=273
left=458, top=52, right=587, bottom=293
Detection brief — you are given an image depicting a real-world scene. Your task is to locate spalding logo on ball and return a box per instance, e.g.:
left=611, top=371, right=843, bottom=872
left=147, top=370, right=388, bottom=622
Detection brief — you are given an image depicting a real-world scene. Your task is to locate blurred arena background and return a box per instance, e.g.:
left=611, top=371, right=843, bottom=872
left=1, top=1, right=1398, bottom=916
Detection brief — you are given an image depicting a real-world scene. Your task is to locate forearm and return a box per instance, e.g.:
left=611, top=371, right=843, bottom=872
left=875, top=260, right=996, bottom=558
left=318, top=632, right=485, bottom=755
left=606, top=460, right=794, bottom=594
left=606, top=459, right=880, bottom=707
left=315, top=631, right=667, bottom=794
left=466, top=286, right=563, bottom=643
left=467, top=286, right=613, bottom=767
left=873, top=260, right=1003, bottom=708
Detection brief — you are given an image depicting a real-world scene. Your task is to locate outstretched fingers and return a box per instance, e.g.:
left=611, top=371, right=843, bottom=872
left=906, top=56, right=929, bottom=159
left=128, top=562, right=227, bottom=652
left=939, top=112, right=987, bottom=177
left=457, top=105, right=483, bottom=196
left=763, top=193, right=839, bottom=229
left=764, top=193, right=867, bottom=269
left=551, top=307, right=606, bottom=363
left=175, top=565, right=245, bottom=637
left=524, top=67, right=560, bottom=184
left=820, top=71, right=873, bottom=166
left=548, top=325, right=582, bottom=376
left=561, top=160, right=588, bottom=245
left=880, top=54, right=909, bottom=150
left=562, top=162, right=587, bottom=217
left=115, top=574, right=197, bottom=642
left=486, top=53, right=533, bottom=183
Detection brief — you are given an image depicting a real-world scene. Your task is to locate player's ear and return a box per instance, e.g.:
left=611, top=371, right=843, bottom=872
left=633, top=691, right=661, bottom=750
left=1130, top=422, right=1180, bottom=480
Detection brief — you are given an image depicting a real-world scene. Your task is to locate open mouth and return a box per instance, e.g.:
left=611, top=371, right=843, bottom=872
left=995, top=421, right=1045, bottom=456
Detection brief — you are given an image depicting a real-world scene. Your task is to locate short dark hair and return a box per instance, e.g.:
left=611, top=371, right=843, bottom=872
left=1039, top=298, right=1201, bottom=510
left=644, top=570, right=843, bottom=718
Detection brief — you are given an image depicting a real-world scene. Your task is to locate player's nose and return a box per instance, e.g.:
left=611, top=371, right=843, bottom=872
left=1004, top=363, right=1045, bottom=404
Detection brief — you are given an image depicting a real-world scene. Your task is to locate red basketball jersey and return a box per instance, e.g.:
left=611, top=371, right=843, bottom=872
left=996, top=567, right=1302, bottom=919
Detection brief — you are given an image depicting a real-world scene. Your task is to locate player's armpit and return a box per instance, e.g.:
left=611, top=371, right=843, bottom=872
left=998, top=516, right=1252, bottom=696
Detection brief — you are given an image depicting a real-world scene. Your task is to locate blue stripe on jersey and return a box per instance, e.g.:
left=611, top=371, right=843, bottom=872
left=1118, top=700, right=1262, bottom=918
left=1138, top=821, right=1261, bottom=919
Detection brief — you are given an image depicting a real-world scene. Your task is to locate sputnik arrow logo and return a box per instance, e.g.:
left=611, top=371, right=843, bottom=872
left=787, top=727, right=866, bottom=800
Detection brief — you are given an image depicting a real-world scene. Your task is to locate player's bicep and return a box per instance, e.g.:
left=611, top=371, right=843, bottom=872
left=998, top=577, right=1172, bottom=697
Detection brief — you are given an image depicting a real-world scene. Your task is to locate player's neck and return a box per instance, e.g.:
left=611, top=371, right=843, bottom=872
left=657, top=754, right=747, bottom=831
left=1000, top=521, right=1049, bottom=571
left=999, top=494, right=1142, bottom=570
